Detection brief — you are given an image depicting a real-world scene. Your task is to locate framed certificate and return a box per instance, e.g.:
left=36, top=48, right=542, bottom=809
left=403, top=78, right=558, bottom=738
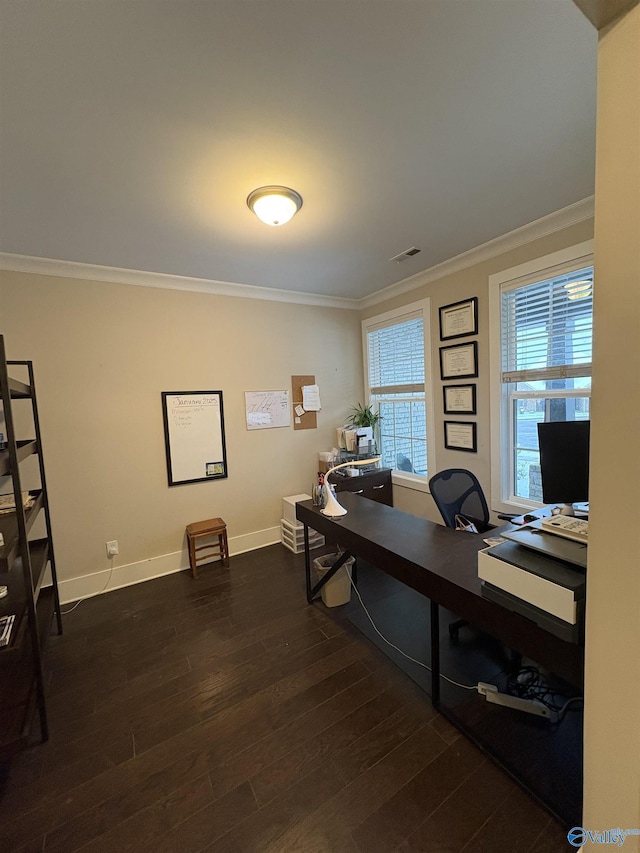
left=444, top=421, right=477, bottom=453
left=443, top=384, right=476, bottom=415
left=439, top=341, right=478, bottom=380
left=439, top=297, right=478, bottom=340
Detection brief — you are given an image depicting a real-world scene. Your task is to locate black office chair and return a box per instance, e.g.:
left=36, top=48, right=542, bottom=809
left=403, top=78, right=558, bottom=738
left=428, top=468, right=517, bottom=640
left=429, top=468, right=494, bottom=533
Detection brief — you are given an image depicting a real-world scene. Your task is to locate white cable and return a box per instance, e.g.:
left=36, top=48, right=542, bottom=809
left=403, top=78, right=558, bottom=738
left=343, top=565, right=583, bottom=715
left=553, top=695, right=583, bottom=721
left=345, top=565, right=477, bottom=692
left=60, top=557, right=114, bottom=615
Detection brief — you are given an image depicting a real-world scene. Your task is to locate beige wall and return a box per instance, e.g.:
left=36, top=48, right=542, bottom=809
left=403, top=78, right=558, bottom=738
left=365, top=219, right=595, bottom=523
left=0, top=215, right=596, bottom=588
left=0, top=272, right=363, bottom=587
left=584, top=2, right=640, bottom=838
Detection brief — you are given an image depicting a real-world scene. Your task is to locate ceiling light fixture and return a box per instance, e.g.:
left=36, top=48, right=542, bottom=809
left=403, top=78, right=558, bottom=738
left=246, top=186, right=303, bottom=226
left=564, top=278, right=593, bottom=300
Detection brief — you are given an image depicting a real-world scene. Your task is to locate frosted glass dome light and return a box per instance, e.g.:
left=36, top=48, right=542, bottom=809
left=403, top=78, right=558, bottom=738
left=247, top=186, right=303, bottom=226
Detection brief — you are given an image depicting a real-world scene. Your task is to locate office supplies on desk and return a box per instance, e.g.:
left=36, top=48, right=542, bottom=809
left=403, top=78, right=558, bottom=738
left=539, top=515, right=589, bottom=544
left=321, top=457, right=381, bottom=516
left=501, top=524, right=588, bottom=569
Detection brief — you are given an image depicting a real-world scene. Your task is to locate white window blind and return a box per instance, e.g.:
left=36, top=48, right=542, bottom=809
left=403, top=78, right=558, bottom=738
left=368, top=314, right=425, bottom=395
left=363, top=299, right=433, bottom=482
left=501, top=267, right=593, bottom=384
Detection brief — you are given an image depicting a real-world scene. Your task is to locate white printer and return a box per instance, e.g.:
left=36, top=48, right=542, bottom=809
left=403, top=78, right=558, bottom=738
left=478, top=525, right=586, bottom=643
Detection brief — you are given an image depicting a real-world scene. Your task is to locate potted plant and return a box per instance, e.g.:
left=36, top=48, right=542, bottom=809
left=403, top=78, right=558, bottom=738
left=347, top=402, right=381, bottom=431
left=346, top=403, right=381, bottom=454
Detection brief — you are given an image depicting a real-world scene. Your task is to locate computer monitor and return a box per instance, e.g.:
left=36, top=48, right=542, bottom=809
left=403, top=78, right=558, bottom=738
left=537, top=420, right=590, bottom=516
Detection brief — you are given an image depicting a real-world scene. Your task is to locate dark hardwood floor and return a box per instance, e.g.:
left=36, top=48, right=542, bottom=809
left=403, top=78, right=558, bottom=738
left=0, top=544, right=572, bottom=852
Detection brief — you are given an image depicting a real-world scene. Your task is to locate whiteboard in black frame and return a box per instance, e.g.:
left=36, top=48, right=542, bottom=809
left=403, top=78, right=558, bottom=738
left=162, top=391, right=228, bottom=486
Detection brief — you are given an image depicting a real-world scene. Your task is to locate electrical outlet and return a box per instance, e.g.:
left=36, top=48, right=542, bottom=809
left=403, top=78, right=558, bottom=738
left=106, top=540, right=119, bottom=558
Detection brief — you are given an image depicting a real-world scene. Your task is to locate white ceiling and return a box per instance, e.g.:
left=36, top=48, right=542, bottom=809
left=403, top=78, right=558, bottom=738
left=0, top=1, right=597, bottom=301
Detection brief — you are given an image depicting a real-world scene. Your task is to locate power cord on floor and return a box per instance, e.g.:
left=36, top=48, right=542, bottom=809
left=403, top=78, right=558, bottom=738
left=344, top=562, right=583, bottom=721
left=60, top=557, right=114, bottom=615
left=345, top=564, right=476, bottom=691
left=506, top=665, right=584, bottom=722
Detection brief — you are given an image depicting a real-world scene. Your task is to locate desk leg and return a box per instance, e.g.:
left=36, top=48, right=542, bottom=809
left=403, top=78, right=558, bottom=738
left=430, top=600, right=440, bottom=707
left=304, top=525, right=312, bottom=603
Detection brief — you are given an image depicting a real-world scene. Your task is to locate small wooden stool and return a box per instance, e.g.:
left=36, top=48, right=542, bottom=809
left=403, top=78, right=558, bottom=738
left=186, top=517, right=229, bottom=578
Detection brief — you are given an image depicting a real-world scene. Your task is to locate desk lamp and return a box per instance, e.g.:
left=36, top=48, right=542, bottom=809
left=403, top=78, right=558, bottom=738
left=321, top=457, right=381, bottom=517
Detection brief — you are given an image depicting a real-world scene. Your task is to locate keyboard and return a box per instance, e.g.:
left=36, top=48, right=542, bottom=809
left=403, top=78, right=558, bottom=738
left=540, top=515, right=589, bottom=544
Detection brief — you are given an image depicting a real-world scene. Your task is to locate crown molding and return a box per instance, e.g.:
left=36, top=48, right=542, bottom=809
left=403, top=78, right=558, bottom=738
left=573, top=0, right=639, bottom=30
left=359, top=196, right=595, bottom=309
left=1, top=197, right=594, bottom=311
left=0, top=254, right=358, bottom=311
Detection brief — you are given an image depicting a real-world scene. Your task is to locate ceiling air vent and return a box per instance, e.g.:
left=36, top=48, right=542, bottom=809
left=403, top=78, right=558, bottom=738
left=389, top=246, right=421, bottom=263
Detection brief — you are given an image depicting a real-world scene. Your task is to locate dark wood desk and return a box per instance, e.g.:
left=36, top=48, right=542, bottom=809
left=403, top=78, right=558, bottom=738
left=296, top=493, right=583, bottom=690
left=297, top=493, right=584, bottom=826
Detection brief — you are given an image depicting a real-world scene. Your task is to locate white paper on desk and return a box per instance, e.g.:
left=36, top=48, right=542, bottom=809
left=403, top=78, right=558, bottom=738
left=302, top=384, right=321, bottom=411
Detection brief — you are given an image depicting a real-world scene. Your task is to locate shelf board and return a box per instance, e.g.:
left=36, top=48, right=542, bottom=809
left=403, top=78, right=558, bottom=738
left=0, top=539, right=50, bottom=652
left=7, top=377, right=32, bottom=399
left=0, top=440, right=38, bottom=477
left=0, top=491, right=44, bottom=571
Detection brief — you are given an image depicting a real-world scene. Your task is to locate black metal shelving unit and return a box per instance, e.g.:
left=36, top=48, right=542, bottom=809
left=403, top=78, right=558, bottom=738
left=0, top=335, right=62, bottom=758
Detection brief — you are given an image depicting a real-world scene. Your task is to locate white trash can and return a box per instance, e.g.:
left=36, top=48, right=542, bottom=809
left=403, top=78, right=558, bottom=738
left=313, top=553, right=354, bottom=607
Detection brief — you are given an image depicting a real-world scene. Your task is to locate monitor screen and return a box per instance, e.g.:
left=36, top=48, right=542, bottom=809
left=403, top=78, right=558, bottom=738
left=537, top=420, right=590, bottom=508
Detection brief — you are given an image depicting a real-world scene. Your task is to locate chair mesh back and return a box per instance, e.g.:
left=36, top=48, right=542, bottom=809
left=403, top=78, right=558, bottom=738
left=428, top=469, right=490, bottom=531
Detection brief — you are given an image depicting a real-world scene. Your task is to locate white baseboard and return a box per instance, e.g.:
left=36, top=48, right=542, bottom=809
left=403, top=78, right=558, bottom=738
left=58, top=525, right=281, bottom=604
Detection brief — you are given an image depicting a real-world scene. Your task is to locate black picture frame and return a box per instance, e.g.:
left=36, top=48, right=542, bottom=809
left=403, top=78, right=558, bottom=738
left=444, top=420, right=477, bottom=453
left=439, top=297, right=478, bottom=340
left=162, top=390, right=228, bottom=486
left=443, top=383, right=477, bottom=415
left=439, top=341, right=478, bottom=380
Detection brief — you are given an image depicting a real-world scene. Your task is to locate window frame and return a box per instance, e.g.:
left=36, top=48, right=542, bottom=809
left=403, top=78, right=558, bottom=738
left=489, top=241, right=594, bottom=514
left=362, top=298, right=435, bottom=492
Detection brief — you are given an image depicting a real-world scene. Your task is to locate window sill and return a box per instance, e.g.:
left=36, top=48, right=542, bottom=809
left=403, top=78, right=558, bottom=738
left=491, top=499, right=540, bottom=516
left=391, top=471, right=431, bottom=494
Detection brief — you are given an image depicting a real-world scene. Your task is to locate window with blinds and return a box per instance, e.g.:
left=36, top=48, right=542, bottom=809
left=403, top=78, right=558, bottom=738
left=363, top=300, right=433, bottom=480
left=501, top=266, right=593, bottom=385
left=368, top=315, right=425, bottom=395
left=499, top=263, right=594, bottom=503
